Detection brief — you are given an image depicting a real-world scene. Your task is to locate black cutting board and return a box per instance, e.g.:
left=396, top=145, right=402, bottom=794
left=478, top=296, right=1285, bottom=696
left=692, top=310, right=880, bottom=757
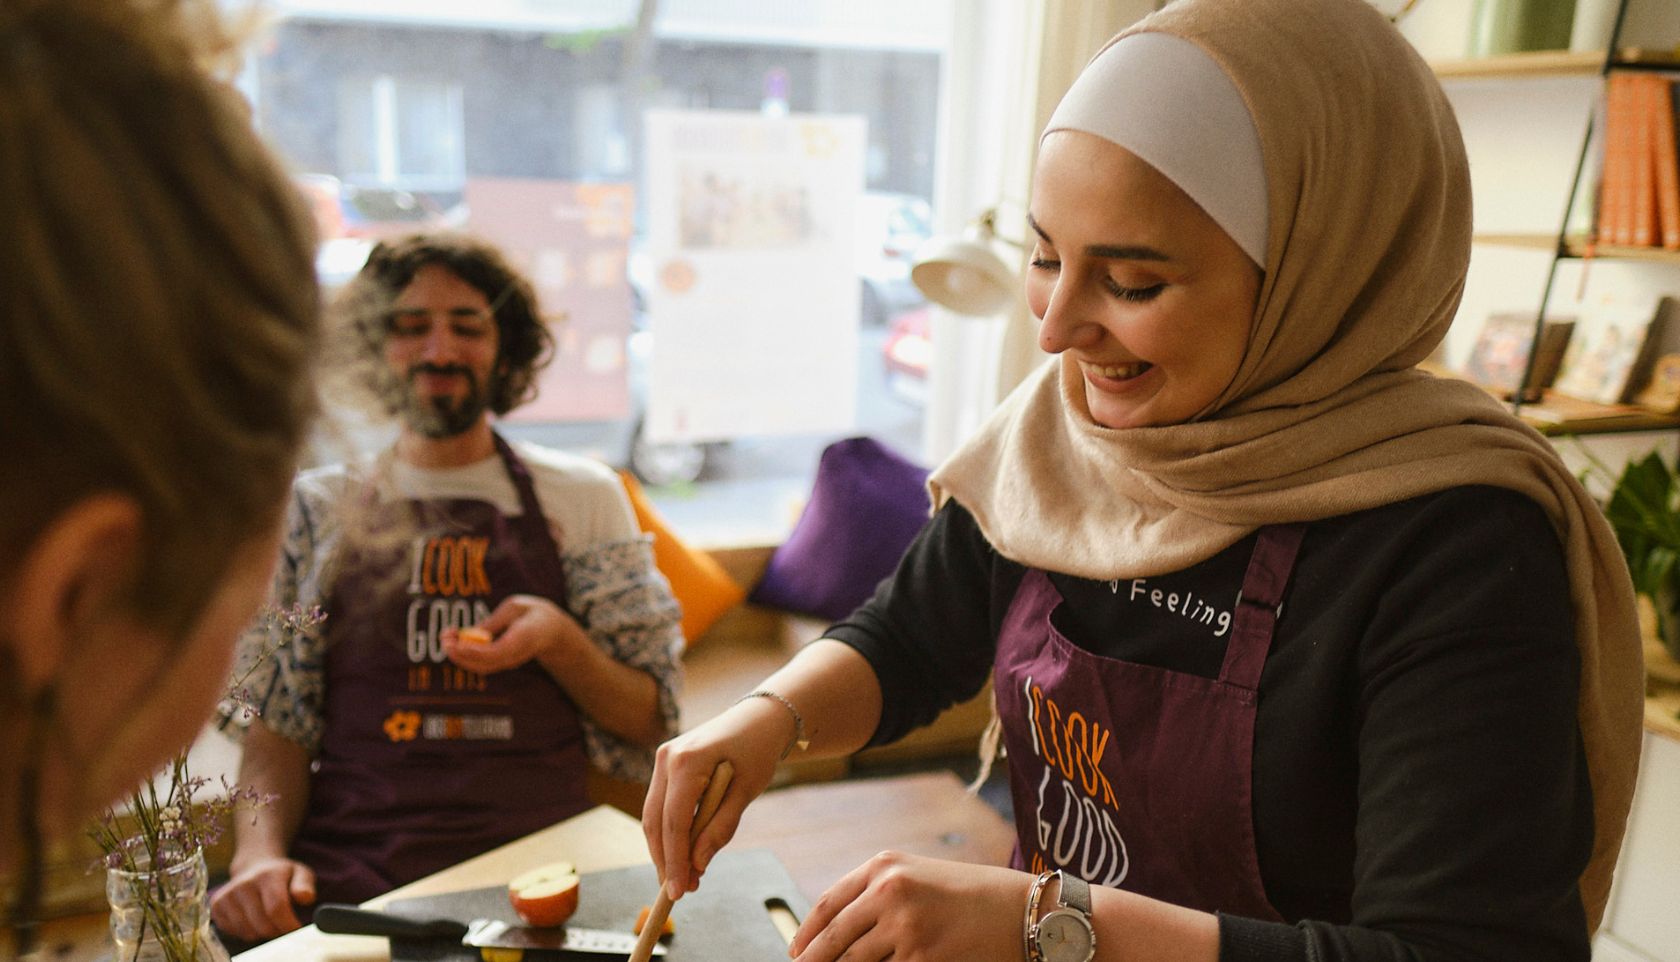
left=381, top=848, right=807, bottom=961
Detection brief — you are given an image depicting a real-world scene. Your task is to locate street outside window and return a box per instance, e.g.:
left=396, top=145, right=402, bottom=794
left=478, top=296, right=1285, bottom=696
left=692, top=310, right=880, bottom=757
left=249, top=0, right=952, bottom=543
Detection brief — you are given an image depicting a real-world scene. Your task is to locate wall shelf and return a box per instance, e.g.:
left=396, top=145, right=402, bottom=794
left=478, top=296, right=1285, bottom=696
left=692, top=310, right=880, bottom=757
left=1473, top=232, right=1680, bottom=264
left=1417, top=369, right=1680, bottom=436
left=1431, top=48, right=1680, bottom=79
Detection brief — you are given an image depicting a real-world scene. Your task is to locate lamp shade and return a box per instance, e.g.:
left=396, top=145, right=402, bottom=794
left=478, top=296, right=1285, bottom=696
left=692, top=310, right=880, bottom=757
left=910, top=224, right=1017, bottom=316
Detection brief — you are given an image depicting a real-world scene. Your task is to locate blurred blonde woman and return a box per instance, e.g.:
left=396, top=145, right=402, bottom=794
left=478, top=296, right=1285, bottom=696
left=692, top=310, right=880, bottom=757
left=0, top=0, right=320, bottom=947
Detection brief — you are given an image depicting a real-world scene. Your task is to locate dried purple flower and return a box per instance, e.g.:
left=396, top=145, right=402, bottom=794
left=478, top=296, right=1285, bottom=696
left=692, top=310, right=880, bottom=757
left=86, top=600, right=327, bottom=949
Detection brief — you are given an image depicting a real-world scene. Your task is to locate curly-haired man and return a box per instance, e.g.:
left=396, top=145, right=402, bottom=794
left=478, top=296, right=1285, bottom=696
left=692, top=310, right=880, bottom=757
left=213, top=234, right=682, bottom=941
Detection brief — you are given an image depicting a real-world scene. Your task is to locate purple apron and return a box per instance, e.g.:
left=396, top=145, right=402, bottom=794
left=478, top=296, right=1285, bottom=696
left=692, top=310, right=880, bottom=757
left=993, top=524, right=1305, bottom=921
left=290, top=434, right=591, bottom=906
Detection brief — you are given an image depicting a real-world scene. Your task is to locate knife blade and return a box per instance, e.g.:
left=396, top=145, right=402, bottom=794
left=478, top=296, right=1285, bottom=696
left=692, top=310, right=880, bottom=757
left=314, top=904, right=665, bottom=958
left=464, top=918, right=664, bottom=956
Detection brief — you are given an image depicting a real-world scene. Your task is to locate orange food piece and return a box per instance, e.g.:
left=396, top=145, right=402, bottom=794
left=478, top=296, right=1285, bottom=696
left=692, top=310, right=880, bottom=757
left=634, top=905, right=675, bottom=938
left=459, top=626, right=493, bottom=646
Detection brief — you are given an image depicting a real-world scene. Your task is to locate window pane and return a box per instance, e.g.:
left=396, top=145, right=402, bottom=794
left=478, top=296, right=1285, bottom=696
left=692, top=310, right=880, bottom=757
left=259, top=1, right=951, bottom=542
left=394, top=79, right=462, bottom=186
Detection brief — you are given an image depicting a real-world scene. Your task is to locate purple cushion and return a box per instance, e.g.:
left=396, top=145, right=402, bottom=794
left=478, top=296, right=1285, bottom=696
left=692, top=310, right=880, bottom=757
left=749, top=436, right=931, bottom=622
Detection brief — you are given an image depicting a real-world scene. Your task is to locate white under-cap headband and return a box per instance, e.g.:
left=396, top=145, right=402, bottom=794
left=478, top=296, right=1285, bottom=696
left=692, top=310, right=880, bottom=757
left=1044, top=32, right=1268, bottom=266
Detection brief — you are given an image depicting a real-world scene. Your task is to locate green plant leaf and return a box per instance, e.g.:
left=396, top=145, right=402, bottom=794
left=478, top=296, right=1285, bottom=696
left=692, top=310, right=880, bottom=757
left=1605, top=450, right=1680, bottom=598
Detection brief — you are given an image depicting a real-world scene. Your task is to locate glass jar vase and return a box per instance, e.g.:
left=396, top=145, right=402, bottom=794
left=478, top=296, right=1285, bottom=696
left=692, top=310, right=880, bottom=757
left=106, top=843, right=230, bottom=962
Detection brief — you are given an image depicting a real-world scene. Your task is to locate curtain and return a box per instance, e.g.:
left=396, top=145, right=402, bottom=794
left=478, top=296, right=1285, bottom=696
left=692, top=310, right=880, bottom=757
left=922, top=0, right=1158, bottom=464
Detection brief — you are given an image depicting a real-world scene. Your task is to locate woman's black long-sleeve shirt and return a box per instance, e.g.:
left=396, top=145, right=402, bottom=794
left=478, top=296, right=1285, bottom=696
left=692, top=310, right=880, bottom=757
left=824, top=485, right=1593, bottom=962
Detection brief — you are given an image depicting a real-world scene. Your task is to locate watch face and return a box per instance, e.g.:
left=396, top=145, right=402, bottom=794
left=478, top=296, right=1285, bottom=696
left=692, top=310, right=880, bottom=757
left=1035, top=910, right=1095, bottom=962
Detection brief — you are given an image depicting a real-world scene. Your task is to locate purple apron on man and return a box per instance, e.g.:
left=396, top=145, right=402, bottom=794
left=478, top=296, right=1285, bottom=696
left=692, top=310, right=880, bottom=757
left=993, top=524, right=1306, bottom=921
left=290, top=435, right=591, bottom=906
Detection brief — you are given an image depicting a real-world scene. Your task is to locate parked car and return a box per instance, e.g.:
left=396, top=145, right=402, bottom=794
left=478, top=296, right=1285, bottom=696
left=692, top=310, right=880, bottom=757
left=881, top=305, right=931, bottom=406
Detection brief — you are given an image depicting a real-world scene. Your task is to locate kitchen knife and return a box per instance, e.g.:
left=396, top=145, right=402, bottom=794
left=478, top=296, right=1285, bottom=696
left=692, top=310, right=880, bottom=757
left=314, top=904, right=666, bottom=958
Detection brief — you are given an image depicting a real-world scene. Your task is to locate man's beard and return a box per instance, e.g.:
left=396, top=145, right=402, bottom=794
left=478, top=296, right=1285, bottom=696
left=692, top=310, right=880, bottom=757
left=402, top=363, right=491, bottom=438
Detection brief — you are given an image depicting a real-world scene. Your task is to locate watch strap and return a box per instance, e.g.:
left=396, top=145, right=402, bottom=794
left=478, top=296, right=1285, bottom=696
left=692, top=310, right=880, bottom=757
left=1057, top=872, right=1092, bottom=915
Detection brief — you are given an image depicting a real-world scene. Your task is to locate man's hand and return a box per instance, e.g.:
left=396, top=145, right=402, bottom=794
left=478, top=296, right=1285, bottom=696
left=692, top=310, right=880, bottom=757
left=442, top=594, right=587, bottom=675
left=210, top=856, right=316, bottom=942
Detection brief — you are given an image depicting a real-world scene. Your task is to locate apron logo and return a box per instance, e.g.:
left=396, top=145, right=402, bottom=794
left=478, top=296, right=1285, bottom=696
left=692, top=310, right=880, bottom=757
left=404, top=535, right=493, bottom=671
left=423, top=714, right=515, bottom=740
left=407, top=535, right=493, bottom=597
left=381, top=709, right=515, bottom=742
left=405, top=598, right=493, bottom=665
left=383, top=710, right=422, bottom=743
left=1024, top=681, right=1117, bottom=805
left=1021, top=675, right=1129, bottom=886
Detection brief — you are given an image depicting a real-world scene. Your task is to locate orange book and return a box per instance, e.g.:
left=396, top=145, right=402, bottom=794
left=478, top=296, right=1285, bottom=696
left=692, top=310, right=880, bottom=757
left=1632, top=73, right=1659, bottom=247
left=1599, top=73, right=1634, bottom=247
left=1655, top=76, right=1680, bottom=251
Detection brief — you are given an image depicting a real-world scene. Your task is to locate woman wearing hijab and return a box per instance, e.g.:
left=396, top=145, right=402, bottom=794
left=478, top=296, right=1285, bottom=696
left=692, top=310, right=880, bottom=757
left=643, top=1, right=1645, bottom=959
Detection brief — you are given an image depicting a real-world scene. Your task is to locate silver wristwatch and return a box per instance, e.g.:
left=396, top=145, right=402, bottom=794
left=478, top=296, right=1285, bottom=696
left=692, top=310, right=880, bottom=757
left=1027, top=870, right=1096, bottom=962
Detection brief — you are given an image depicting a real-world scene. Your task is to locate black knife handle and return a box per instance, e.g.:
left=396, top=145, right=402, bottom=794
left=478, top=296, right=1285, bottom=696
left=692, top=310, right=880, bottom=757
left=313, top=904, right=469, bottom=940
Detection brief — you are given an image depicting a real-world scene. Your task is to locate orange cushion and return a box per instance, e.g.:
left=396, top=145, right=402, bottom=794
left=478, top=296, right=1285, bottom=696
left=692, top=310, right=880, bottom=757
left=618, top=470, right=745, bottom=646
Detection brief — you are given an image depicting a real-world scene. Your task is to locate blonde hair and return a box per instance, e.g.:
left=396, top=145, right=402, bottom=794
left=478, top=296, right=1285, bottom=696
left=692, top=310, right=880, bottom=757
left=0, top=0, right=321, bottom=638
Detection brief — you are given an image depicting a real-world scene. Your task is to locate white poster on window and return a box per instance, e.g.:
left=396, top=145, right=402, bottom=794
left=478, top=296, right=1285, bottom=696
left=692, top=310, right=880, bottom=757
left=642, top=109, right=865, bottom=443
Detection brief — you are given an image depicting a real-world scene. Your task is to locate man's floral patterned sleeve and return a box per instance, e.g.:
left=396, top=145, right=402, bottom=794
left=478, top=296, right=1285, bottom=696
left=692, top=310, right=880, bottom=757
left=564, top=534, right=684, bottom=782
left=216, top=486, right=333, bottom=755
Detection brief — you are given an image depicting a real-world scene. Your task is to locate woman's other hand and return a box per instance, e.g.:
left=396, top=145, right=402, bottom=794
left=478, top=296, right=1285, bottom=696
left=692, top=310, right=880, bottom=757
left=791, top=852, right=1029, bottom=962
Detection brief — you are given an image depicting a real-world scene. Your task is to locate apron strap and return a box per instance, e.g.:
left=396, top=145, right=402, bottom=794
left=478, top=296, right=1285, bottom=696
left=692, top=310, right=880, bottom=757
left=493, top=433, right=548, bottom=528
left=490, top=429, right=567, bottom=567
left=1219, top=523, right=1307, bottom=692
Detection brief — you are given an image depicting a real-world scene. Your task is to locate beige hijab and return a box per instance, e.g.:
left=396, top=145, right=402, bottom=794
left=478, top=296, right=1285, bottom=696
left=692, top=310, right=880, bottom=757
left=930, top=0, right=1644, bottom=933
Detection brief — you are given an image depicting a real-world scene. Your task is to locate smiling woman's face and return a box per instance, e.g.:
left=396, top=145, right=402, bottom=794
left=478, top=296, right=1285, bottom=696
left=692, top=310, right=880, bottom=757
left=1026, top=130, right=1262, bottom=429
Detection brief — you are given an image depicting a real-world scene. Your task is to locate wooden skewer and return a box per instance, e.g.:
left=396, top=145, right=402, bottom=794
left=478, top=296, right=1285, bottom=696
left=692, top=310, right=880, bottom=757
left=628, top=760, right=735, bottom=962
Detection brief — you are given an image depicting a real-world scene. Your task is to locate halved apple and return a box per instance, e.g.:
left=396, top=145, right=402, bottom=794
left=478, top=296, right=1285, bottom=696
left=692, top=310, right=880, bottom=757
left=507, top=861, right=580, bottom=927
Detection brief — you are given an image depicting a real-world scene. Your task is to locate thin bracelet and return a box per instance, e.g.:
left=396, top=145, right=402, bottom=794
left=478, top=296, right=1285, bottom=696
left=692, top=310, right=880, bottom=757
left=1023, top=869, right=1056, bottom=962
left=736, top=689, right=811, bottom=759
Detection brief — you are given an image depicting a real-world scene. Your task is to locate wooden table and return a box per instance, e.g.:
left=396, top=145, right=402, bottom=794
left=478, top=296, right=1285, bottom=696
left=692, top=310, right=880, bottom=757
left=8, top=806, right=648, bottom=962
left=211, top=770, right=1012, bottom=962
left=733, top=770, right=1015, bottom=903
left=233, top=805, right=647, bottom=962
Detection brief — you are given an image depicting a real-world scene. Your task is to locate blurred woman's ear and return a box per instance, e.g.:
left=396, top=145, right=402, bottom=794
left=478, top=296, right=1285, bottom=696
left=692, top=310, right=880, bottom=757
left=2, top=495, right=145, bottom=696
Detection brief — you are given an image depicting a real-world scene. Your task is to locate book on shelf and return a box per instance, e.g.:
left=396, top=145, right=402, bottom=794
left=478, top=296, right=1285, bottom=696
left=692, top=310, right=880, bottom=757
left=1461, top=311, right=1575, bottom=400
left=1600, top=72, right=1637, bottom=247
left=1633, top=72, right=1658, bottom=247
left=1594, top=72, right=1680, bottom=252
left=1635, top=353, right=1680, bottom=413
left=1636, top=296, right=1680, bottom=401
left=1552, top=294, right=1670, bottom=406
left=1658, top=74, right=1680, bottom=251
